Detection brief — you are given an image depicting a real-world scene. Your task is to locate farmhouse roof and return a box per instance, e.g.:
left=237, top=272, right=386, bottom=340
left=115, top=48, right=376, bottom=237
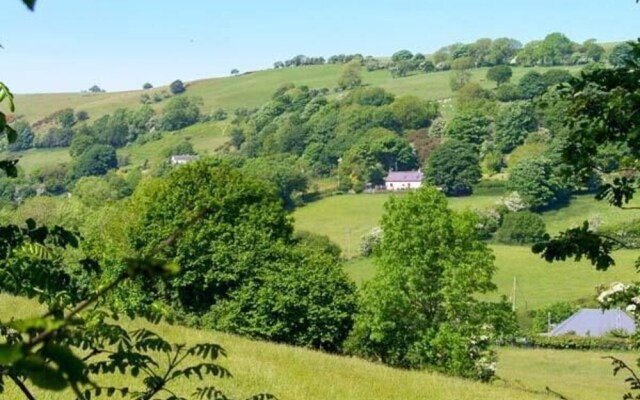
left=384, top=170, right=423, bottom=183
left=550, top=308, right=636, bottom=337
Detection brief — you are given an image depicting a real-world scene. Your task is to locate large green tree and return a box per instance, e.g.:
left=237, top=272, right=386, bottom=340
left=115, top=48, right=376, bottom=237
left=507, top=157, right=569, bottom=210
left=347, top=187, right=507, bottom=381
left=128, top=161, right=356, bottom=349
left=425, top=140, right=481, bottom=196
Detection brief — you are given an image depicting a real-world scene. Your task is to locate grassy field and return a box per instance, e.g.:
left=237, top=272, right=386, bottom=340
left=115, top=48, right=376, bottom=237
left=294, top=192, right=640, bottom=258
left=12, top=148, right=72, bottom=175
left=294, top=192, right=505, bottom=258
left=119, top=121, right=230, bottom=169
left=343, top=247, right=640, bottom=309
left=294, top=191, right=640, bottom=310
left=0, top=294, right=634, bottom=400
left=8, top=65, right=582, bottom=124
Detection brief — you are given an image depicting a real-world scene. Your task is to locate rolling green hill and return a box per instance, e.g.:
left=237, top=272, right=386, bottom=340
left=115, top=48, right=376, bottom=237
left=9, top=64, right=582, bottom=124
left=0, top=294, right=632, bottom=400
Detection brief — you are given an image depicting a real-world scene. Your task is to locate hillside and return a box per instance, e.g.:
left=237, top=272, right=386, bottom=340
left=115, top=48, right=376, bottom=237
left=10, top=64, right=582, bottom=124
left=0, top=294, right=632, bottom=400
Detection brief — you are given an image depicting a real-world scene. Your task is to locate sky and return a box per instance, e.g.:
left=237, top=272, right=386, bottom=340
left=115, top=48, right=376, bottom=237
left=0, top=0, right=638, bottom=93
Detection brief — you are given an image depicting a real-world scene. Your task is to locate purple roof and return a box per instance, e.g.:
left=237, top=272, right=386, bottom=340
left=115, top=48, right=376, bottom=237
left=384, top=170, right=423, bottom=183
left=550, top=308, right=635, bottom=337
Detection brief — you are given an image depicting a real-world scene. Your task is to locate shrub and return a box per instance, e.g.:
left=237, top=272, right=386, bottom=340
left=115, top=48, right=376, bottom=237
left=360, top=227, right=382, bottom=257
left=72, top=144, right=118, bottom=178
left=159, top=96, right=202, bottom=131
left=169, top=79, right=186, bottom=95
left=530, top=301, right=580, bottom=334
left=495, top=211, right=546, bottom=244
left=495, top=84, right=524, bottom=102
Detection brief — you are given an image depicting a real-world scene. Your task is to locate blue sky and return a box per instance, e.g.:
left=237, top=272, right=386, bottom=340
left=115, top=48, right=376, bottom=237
left=0, top=0, right=638, bottom=93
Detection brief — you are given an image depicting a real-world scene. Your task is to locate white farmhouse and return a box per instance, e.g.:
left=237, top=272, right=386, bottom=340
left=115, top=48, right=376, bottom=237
left=384, top=170, right=423, bottom=191
left=170, top=155, right=199, bottom=165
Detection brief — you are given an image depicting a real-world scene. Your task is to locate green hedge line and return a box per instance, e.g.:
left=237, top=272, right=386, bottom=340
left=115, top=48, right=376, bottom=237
left=507, top=335, right=636, bottom=351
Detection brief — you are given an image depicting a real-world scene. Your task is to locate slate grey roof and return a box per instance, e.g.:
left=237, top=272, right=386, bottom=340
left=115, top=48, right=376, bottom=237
left=550, top=308, right=636, bottom=337
left=384, top=170, right=423, bottom=183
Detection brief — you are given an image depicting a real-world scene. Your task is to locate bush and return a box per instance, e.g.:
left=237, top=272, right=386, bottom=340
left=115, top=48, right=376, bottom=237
left=129, top=162, right=356, bottom=351
left=495, top=84, right=524, bottom=102
left=169, top=79, right=186, bottom=95
left=211, top=108, right=228, bottom=121
left=75, top=110, right=89, bottom=121
left=72, top=144, right=118, bottom=178
left=360, top=227, right=382, bottom=257
left=495, top=211, right=546, bottom=244
left=159, top=96, right=201, bottom=131
left=530, top=301, right=579, bottom=334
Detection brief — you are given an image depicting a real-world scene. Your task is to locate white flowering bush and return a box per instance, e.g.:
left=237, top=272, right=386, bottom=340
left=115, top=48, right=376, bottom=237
left=360, top=227, right=383, bottom=257
left=498, top=191, right=530, bottom=212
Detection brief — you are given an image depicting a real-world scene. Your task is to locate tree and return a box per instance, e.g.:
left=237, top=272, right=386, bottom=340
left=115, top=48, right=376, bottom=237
left=88, top=84, right=104, bottom=93
left=169, top=79, right=186, bottom=95
left=128, top=161, right=356, bottom=349
left=75, top=109, right=89, bottom=121
left=7, top=121, right=34, bottom=152
left=391, top=49, right=413, bottom=62
left=506, top=157, right=569, bottom=210
left=142, top=82, right=153, bottom=89
left=337, top=60, right=362, bottom=90
left=486, top=65, right=513, bottom=87
left=493, top=101, right=537, bottom=153
left=495, top=211, right=547, bottom=244
left=242, top=155, right=309, bottom=208
left=609, top=42, right=634, bottom=67
left=56, top=108, right=75, bottom=128
left=230, top=68, right=240, bottom=76
left=390, top=95, right=438, bottom=130
left=425, top=140, right=481, bottom=196
left=345, top=87, right=395, bottom=107
left=69, top=132, right=95, bottom=157
left=446, top=111, right=492, bottom=148
left=73, top=176, right=120, bottom=208
left=449, top=69, right=470, bottom=91
left=162, top=140, right=196, bottom=157
left=518, top=71, right=547, bottom=99
left=347, top=187, right=504, bottom=381
left=72, top=144, right=118, bottom=178
left=159, top=96, right=201, bottom=131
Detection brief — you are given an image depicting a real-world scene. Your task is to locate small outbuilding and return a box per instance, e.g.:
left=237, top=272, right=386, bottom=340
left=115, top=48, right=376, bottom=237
left=549, top=308, right=636, bottom=337
left=384, top=170, right=423, bottom=191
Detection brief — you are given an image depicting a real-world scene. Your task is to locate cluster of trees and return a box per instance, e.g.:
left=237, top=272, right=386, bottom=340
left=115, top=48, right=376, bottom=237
left=230, top=84, right=439, bottom=192
left=433, top=33, right=605, bottom=70
left=274, top=53, right=376, bottom=69
left=388, top=50, right=435, bottom=78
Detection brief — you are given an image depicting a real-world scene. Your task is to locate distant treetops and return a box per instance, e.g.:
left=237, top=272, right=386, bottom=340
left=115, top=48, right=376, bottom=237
left=273, top=32, right=615, bottom=79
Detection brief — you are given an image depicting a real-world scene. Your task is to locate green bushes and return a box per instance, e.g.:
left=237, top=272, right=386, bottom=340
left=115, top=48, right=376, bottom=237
left=495, top=211, right=546, bottom=244
left=128, top=161, right=356, bottom=350
left=512, top=335, right=635, bottom=351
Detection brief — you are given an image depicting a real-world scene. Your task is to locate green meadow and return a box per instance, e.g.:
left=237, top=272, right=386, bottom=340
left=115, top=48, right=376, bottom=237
left=0, top=294, right=633, bottom=400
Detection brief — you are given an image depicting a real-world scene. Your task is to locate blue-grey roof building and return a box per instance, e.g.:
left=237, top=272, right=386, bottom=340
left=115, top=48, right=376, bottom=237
left=550, top=308, right=636, bottom=337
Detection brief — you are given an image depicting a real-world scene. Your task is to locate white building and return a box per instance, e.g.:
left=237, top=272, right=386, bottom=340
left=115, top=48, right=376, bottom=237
left=384, top=170, right=423, bottom=191
left=170, top=155, right=199, bottom=165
